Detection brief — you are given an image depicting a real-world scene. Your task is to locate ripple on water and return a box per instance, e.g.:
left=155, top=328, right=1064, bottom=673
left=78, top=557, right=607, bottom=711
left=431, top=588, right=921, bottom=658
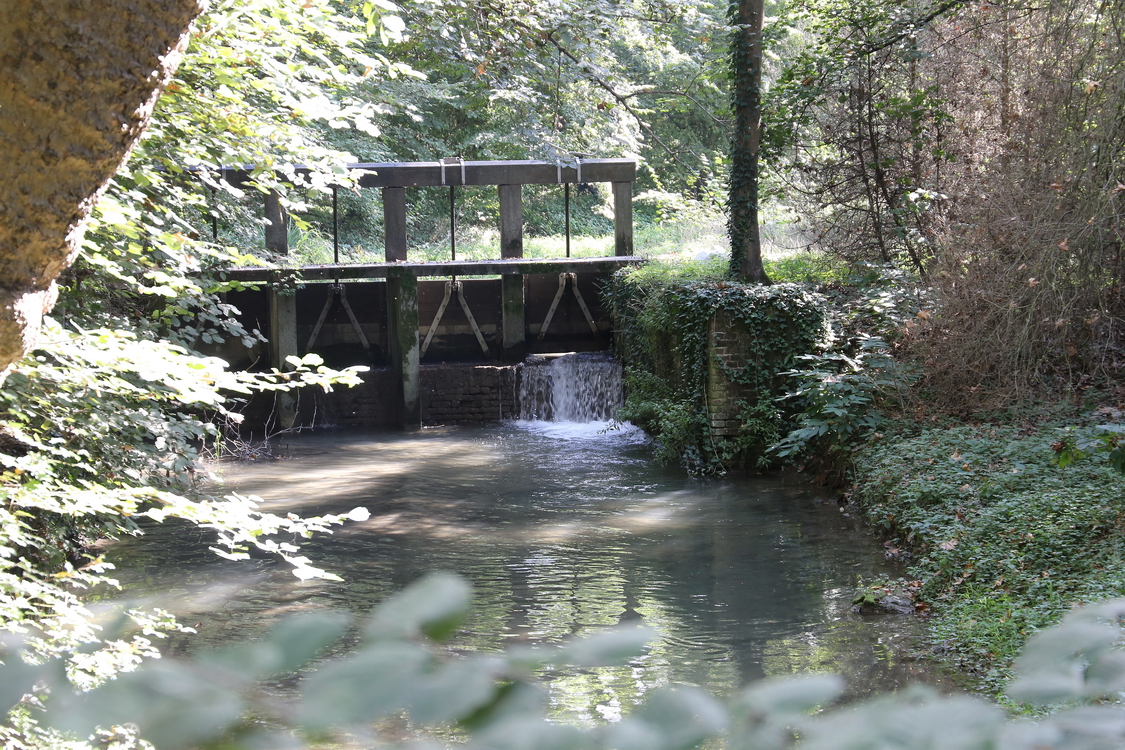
left=105, top=423, right=959, bottom=723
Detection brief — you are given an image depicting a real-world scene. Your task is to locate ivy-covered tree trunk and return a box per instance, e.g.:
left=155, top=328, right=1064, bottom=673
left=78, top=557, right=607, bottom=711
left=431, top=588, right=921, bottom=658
left=728, top=0, right=770, bottom=283
left=0, top=0, right=203, bottom=374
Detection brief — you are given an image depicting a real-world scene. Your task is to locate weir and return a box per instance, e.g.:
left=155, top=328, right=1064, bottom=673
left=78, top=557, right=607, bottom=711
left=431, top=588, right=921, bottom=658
left=203, top=159, right=644, bottom=429
left=518, top=352, right=623, bottom=423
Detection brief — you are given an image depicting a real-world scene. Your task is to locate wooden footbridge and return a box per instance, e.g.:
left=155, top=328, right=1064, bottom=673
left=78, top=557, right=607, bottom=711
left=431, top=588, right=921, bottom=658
left=214, top=158, right=643, bottom=428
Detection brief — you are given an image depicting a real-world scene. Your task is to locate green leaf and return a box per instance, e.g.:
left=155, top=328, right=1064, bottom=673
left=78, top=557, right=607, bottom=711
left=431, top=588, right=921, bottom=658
left=49, top=661, right=244, bottom=750
left=736, top=673, right=845, bottom=715
left=198, top=610, right=349, bottom=679
left=409, top=656, right=506, bottom=724
left=296, top=642, right=430, bottom=729
left=364, top=571, right=472, bottom=642
left=556, top=625, right=654, bottom=667
left=635, top=686, right=727, bottom=750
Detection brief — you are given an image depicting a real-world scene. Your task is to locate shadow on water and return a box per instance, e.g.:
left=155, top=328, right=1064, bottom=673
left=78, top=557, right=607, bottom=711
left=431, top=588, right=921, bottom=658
left=104, top=421, right=959, bottom=724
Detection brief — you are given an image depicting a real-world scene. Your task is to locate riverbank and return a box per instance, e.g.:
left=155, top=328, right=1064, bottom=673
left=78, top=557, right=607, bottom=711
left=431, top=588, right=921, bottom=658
left=848, top=402, right=1125, bottom=698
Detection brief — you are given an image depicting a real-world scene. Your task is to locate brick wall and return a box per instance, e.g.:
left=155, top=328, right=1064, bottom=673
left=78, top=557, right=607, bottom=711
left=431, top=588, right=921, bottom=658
left=707, top=310, right=752, bottom=438
left=420, top=363, right=519, bottom=424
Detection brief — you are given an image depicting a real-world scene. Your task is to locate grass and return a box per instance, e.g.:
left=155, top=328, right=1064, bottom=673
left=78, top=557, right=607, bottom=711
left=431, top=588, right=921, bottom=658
left=287, top=209, right=837, bottom=271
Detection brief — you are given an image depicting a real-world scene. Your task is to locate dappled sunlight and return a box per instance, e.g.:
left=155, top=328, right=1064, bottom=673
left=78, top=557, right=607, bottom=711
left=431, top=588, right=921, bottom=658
left=107, top=424, right=955, bottom=723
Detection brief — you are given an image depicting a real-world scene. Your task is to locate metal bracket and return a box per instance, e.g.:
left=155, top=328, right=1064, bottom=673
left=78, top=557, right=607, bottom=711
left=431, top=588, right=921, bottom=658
left=421, top=281, right=490, bottom=356
left=440, top=156, right=466, bottom=186
left=305, top=284, right=372, bottom=357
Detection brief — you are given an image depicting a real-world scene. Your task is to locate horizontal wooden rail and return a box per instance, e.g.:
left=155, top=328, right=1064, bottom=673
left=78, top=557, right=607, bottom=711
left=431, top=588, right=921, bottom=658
left=209, top=159, right=636, bottom=189
left=221, top=256, right=645, bottom=283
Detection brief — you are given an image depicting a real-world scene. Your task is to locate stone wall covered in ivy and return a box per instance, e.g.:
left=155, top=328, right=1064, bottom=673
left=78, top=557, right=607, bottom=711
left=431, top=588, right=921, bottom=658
left=606, top=272, right=831, bottom=474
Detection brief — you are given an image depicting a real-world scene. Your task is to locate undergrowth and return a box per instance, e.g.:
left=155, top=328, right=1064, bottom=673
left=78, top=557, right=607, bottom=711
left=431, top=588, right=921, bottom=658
left=851, top=412, right=1125, bottom=697
left=608, top=262, right=831, bottom=474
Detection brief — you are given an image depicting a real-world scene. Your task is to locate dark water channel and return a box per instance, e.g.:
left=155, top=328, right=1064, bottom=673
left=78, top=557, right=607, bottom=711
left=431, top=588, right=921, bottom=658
left=108, top=421, right=953, bottom=724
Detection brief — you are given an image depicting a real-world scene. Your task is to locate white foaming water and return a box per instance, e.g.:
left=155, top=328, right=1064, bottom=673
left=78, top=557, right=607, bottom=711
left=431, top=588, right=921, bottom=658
left=517, top=352, right=624, bottom=424
left=512, top=418, right=646, bottom=442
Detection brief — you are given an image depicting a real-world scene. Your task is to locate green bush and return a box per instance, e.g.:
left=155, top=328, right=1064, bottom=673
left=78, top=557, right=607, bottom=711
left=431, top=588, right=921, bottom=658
left=771, top=335, right=919, bottom=479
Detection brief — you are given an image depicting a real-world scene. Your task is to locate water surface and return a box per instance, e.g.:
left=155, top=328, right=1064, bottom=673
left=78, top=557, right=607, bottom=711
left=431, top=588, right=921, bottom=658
left=108, top=422, right=951, bottom=722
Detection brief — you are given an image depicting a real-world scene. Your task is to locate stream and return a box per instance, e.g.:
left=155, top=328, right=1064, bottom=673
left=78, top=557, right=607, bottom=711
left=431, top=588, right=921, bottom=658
left=106, top=414, right=955, bottom=724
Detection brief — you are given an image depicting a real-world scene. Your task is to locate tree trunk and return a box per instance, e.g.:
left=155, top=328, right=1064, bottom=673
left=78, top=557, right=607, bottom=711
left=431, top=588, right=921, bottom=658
left=0, top=0, right=204, bottom=373
left=728, top=0, right=770, bottom=283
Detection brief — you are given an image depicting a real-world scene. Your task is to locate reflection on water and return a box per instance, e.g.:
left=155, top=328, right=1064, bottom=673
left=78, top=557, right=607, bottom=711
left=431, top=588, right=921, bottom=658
left=105, top=422, right=954, bottom=723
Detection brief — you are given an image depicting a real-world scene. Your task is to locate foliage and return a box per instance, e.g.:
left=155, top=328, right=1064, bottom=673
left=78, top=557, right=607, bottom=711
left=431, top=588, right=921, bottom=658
left=608, top=267, right=830, bottom=473
left=0, top=0, right=398, bottom=718
left=10, top=573, right=1125, bottom=748
left=851, top=414, right=1125, bottom=695
left=771, top=335, right=918, bottom=477
left=1052, top=424, right=1125, bottom=475
left=765, top=0, right=1125, bottom=405
left=284, top=0, right=738, bottom=249
left=0, top=321, right=367, bottom=680
left=764, top=264, right=926, bottom=479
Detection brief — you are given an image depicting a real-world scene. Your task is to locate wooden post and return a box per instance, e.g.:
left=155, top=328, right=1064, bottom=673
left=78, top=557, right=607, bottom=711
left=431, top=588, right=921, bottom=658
left=387, top=267, right=421, bottom=429
left=613, top=181, right=633, bottom=256
left=267, top=283, right=299, bottom=428
left=499, top=184, right=525, bottom=358
left=264, top=193, right=296, bottom=424
left=501, top=275, right=525, bottom=360
left=499, top=184, right=523, bottom=259
left=264, top=189, right=288, bottom=255
left=383, top=186, right=407, bottom=261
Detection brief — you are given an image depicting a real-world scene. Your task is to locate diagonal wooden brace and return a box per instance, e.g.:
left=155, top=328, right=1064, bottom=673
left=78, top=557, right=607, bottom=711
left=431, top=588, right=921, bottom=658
left=421, top=280, right=455, bottom=356
left=536, top=273, right=570, bottom=342
left=305, top=284, right=372, bottom=357
left=568, top=274, right=601, bottom=338
left=455, top=282, right=490, bottom=355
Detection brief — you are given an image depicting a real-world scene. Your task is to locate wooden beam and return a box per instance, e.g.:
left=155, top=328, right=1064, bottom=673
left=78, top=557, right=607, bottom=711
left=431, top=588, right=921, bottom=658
left=221, top=256, right=644, bottom=282
left=498, top=184, right=523, bottom=259
left=501, top=275, right=525, bottom=359
left=613, top=182, right=634, bottom=257
left=386, top=267, right=421, bottom=429
left=264, top=190, right=288, bottom=255
left=383, top=186, right=407, bottom=261
left=215, top=159, right=636, bottom=189
left=267, top=287, right=298, bottom=427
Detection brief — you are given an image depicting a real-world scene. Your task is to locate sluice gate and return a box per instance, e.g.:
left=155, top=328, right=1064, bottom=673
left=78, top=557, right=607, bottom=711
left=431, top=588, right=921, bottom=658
left=208, top=159, right=643, bottom=428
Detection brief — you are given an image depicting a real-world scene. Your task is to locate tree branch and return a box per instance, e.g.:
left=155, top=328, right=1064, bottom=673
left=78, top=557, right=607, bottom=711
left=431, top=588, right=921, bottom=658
left=623, top=89, right=729, bottom=127
left=542, top=30, right=700, bottom=171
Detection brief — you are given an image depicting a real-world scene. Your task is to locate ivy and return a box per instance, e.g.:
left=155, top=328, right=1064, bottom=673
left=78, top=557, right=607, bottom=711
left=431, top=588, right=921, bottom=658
left=607, top=265, right=831, bottom=474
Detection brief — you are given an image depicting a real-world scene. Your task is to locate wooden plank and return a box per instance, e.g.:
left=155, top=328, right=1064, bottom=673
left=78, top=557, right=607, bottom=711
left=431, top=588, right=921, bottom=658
left=613, top=181, right=634, bottom=257
left=221, top=256, right=645, bottom=282
left=382, top=186, right=407, bottom=261
left=386, top=268, right=421, bottom=429
left=501, top=274, right=525, bottom=356
left=498, top=183, right=523, bottom=259
left=353, top=160, right=637, bottom=187
left=216, top=159, right=636, bottom=189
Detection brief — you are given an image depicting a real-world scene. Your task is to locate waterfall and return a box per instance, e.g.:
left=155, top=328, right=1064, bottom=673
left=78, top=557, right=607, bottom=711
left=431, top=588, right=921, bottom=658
left=518, top=352, right=623, bottom=423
